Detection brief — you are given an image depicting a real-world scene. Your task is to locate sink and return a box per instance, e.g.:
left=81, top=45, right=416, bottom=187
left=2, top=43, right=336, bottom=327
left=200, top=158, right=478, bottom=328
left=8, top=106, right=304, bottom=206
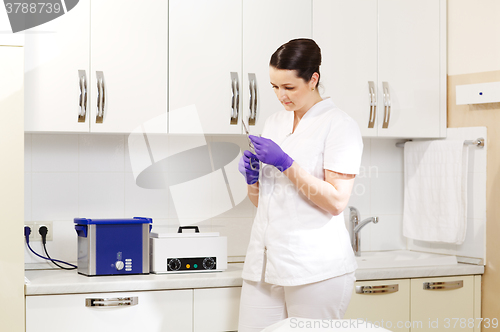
left=355, top=250, right=457, bottom=269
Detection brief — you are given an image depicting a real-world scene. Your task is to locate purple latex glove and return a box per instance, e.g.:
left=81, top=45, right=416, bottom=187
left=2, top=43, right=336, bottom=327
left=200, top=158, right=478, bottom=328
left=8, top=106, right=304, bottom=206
left=249, top=135, right=294, bottom=172
left=238, top=150, right=260, bottom=185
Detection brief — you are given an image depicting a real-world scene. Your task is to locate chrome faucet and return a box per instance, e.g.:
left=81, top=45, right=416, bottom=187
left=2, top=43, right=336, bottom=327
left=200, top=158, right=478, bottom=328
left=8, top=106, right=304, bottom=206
left=348, top=206, right=379, bottom=257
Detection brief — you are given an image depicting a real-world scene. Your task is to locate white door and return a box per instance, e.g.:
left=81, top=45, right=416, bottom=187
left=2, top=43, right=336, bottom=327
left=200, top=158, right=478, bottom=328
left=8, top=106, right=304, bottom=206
left=242, top=0, right=312, bottom=135
left=193, top=287, right=242, bottom=332
left=24, top=0, right=90, bottom=132
left=411, top=276, right=475, bottom=332
left=313, top=0, right=378, bottom=137
left=169, top=0, right=242, bottom=134
left=344, top=279, right=410, bottom=332
left=377, top=0, right=442, bottom=138
left=26, top=290, right=193, bottom=332
left=90, top=0, right=167, bottom=133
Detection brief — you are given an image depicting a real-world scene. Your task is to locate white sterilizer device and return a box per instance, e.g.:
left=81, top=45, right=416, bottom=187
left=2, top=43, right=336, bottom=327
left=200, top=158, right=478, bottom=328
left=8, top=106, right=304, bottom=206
left=150, top=226, right=227, bottom=274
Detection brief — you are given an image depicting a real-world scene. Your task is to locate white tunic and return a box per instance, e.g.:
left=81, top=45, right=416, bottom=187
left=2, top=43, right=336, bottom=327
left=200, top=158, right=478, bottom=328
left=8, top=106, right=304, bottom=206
left=241, top=98, right=363, bottom=286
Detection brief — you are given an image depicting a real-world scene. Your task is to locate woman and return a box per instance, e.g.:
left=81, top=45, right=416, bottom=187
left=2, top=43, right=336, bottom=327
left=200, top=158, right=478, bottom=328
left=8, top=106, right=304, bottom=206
left=237, top=38, right=363, bottom=331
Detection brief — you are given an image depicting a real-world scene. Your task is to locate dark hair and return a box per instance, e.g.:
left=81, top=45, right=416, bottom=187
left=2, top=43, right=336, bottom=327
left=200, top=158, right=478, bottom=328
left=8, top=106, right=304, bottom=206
left=269, top=38, right=321, bottom=87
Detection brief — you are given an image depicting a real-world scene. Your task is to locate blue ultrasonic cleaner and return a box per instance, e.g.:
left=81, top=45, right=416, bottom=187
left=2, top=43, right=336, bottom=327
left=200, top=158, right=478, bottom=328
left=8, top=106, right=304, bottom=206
left=74, top=217, right=152, bottom=276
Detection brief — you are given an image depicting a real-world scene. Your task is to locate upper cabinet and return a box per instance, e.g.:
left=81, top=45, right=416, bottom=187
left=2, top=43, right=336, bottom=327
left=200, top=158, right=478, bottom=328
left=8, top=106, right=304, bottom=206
left=168, top=0, right=312, bottom=135
left=89, top=1, right=167, bottom=133
left=24, top=0, right=167, bottom=133
left=168, top=0, right=242, bottom=135
left=24, top=1, right=446, bottom=137
left=241, top=1, right=312, bottom=135
left=24, top=0, right=89, bottom=132
left=313, top=0, right=446, bottom=138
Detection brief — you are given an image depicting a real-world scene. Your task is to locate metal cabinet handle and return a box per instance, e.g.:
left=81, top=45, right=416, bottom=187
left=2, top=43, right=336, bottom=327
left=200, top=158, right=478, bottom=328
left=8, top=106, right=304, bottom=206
left=86, top=297, right=138, bottom=307
left=248, top=73, right=253, bottom=124
left=252, top=75, right=257, bottom=125
left=78, top=70, right=88, bottom=123
left=356, top=284, right=399, bottom=294
left=382, top=81, right=391, bottom=129
left=423, top=280, right=463, bottom=290
left=230, top=72, right=239, bottom=125
left=367, top=81, right=376, bottom=128
left=96, top=72, right=101, bottom=121
left=96, top=71, right=105, bottom=124
left=248, top=73, right=257, bottom=126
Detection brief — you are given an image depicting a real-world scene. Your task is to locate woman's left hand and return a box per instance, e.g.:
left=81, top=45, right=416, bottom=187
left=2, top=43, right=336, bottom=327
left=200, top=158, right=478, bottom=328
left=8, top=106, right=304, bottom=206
left=249, top=135, right=294, bottom=172
left=238, top=150, right=260, bottom=185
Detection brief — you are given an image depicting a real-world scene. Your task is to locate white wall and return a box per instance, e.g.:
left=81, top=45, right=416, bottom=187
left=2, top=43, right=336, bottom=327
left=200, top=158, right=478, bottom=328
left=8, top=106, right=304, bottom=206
left=24, top=133, right=255, bottom=267
left=347, top=138, right=407, bottom=252
left=350, top=128, right=487, bottom=260
left=24, top=133, right=408, bottom=267
left=24, top=130, right=486, bottom=268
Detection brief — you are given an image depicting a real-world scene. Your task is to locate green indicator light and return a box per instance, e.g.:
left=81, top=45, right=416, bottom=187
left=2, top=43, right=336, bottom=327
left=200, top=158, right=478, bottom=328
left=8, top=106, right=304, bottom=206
left=194, top=264, right=198, bottom=269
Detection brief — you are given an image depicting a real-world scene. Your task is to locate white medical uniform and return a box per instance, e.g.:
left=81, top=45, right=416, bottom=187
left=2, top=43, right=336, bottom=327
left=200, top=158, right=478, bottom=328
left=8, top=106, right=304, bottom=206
left=241, top=98, right=363, bottom=286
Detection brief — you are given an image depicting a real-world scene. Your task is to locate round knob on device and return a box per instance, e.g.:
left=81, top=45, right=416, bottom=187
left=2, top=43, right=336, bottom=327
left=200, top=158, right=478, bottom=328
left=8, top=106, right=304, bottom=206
left=115, top=261, right=124, bottom=271
left=202, top=257, right=215, bottom=270
left=168, top=258, right=181, bottom=271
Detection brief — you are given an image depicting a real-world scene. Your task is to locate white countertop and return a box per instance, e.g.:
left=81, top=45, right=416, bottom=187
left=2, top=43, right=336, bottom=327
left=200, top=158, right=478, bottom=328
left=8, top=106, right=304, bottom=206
left=25, top=263, right=244, bottom=296
left=354, top=262, right=483, bottom=281
left=24, top=262, right=484, bottom=296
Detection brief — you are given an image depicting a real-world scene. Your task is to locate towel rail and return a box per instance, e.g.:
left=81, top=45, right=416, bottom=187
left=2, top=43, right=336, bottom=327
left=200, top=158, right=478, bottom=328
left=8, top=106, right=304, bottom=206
left=395, top=137, right=484, bottom=148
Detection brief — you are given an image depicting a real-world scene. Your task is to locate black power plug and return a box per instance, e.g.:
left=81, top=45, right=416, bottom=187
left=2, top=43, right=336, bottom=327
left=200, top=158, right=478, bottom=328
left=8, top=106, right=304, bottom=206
left=38, top=225, right=49, bottom=245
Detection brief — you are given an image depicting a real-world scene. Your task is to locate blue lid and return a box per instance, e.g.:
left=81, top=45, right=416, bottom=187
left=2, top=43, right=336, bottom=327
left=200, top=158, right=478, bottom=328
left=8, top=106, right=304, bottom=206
left=74, top=217, right=153, bottom=225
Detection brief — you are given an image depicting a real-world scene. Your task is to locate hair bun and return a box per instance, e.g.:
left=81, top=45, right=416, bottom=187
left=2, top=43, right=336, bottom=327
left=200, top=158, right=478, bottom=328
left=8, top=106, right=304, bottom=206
left=270, top=38, right=321, bottom=86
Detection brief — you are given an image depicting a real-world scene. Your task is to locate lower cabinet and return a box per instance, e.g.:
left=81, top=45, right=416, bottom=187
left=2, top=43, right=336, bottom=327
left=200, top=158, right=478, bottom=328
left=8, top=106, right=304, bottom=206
left=345, top=275, right=481, bottom=332
left=411, top=276, right=479, bottom=332
left=344, top=279, right=410, bottom=332
left=194, top=287, right=242, bottom=332
left=26, top=287, right=242, bottom=332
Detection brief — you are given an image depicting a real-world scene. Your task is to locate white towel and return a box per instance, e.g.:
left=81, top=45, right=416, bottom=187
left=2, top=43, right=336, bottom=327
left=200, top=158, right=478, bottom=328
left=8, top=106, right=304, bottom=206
left=403, top=140, right=468, bottom=244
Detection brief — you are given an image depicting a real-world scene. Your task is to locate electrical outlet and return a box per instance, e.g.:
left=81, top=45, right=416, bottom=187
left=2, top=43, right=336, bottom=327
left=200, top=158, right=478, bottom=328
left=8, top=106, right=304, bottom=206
left=35, top=221, right=53, bottom=242
left=24, top=222, right=53, bottom=241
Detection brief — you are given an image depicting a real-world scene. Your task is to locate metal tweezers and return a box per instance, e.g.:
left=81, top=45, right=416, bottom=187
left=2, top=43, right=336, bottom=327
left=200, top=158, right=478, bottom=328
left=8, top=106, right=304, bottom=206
left=242, top=119, right=257, bottom=170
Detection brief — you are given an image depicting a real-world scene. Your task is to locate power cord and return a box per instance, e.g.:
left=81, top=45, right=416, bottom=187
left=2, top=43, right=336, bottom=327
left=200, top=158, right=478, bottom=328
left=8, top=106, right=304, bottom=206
left=39, top=226, right=77, bottom=270
left=24, top=226, right=77, bottom=270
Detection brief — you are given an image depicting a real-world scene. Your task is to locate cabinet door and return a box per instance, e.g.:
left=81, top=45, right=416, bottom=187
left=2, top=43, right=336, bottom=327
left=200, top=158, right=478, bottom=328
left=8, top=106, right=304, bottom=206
left=194, top=287, right=242, bottom=332
left=411, top=276, right=475, bottom=332
left=90, top=0, right=167, bottom=133
left=24, top=0, right=90, bottom=132
left=26, top=290, right=193, bottom=332
left=242, top=0, right=312, bottom=135
left=313, top=0, right=378, bottom=137
left=169, top=0, right=242, bottom=134
left=377, top=0, right=444, bottom=138
left=344, top=279, right=410, bottom=332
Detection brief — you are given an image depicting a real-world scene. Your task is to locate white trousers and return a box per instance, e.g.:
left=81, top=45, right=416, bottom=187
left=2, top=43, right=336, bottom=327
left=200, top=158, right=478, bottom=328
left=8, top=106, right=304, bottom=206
left=238, top=272, right=356, bottom=332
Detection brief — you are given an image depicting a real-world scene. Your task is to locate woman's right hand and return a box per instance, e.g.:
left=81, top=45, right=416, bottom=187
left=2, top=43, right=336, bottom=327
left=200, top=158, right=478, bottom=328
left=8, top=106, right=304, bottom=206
left=238, top=150, right=260, bottom=185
